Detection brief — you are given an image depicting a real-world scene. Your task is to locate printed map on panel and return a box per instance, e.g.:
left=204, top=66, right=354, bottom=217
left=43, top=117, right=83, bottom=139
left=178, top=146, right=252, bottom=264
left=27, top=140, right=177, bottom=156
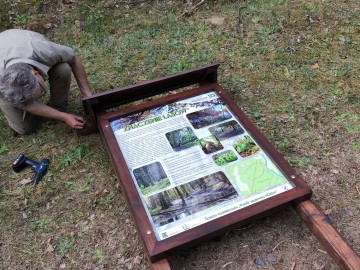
left=225, top=154, right=287, bottom=197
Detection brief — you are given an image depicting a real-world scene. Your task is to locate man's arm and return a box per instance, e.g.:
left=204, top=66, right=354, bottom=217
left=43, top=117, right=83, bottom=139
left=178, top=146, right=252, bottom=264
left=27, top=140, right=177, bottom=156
left=69, top=55, right=92, bottom=97
left=24, top=101, right=85, bottom=129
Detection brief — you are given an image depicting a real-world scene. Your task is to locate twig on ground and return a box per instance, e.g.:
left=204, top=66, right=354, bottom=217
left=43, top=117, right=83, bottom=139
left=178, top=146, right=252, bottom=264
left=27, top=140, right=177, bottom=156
left=290, top=262, right=296, bottom=270
left=77, top=2, right=94, bottom=12
left=180, top=0, right=205, bottom=17
left=272, top=240, right=286, bottom=251
left=237, top=0, right=245, bottom=37
left=222, top=261, right=233, bottom=268
left=356, top=185, right=360, bottom=196
left=118, top=0, right=150, bottom=3
left=317, top=249, right=327, bottom=254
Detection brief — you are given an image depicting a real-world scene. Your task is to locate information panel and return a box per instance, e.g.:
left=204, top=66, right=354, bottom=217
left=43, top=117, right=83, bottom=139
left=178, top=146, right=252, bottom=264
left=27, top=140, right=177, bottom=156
left=109, top=91, right=294, bottom=241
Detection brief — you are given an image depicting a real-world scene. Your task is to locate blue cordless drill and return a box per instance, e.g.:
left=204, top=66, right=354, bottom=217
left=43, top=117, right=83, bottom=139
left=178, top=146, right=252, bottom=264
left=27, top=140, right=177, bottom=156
left=12, top=154, right=50, bottom=186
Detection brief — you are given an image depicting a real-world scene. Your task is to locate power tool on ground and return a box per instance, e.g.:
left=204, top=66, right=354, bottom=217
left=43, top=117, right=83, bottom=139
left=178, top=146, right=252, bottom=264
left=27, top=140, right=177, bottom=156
left=12, top=154, right=50, bottom=186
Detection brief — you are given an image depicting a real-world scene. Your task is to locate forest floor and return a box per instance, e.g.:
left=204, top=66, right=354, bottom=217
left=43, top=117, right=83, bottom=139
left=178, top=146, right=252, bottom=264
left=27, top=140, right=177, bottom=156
left=0, top=1, right=359, bottom=269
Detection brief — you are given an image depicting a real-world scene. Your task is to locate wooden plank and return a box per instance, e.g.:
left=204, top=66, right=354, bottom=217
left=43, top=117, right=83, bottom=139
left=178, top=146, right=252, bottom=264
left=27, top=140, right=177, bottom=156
left=82, top=62, right=219, bottom=114
left=150, top=258, right=171, bottom=270
left=79, top=63, right=220, bottom=135
left=294, top=200, right=360, bottom=270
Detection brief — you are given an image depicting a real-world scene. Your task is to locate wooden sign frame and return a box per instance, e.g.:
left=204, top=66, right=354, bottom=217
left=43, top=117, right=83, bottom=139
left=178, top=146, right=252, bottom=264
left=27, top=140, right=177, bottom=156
left=81, top=63, right=360, bottom=269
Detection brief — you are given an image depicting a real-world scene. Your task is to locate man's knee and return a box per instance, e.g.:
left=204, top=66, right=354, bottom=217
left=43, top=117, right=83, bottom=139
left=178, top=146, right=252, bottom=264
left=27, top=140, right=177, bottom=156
left=9, top=111, right=38, bottom=135
left=0, top=99, right=38, bottom=135
left=49, top=62, right=71, bottom=81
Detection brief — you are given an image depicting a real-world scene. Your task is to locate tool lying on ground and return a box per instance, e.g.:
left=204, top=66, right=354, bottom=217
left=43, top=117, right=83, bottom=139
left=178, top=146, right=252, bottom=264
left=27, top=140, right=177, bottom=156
left=12, top=154, right=50, bottom=186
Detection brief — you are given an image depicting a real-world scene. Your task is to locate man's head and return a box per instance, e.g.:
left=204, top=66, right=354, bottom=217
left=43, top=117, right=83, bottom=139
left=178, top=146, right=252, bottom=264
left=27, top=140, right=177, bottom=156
left=0, top=63, right=45, bottom=107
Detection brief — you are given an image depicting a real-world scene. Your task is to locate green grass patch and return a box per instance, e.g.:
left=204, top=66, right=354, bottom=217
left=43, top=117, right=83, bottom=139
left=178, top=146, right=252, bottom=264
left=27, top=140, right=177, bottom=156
left=55, top=239, right=74, bottom=258
left=0, top=0, right=359, bottom=269
left=32, top=218, right=52, bottom=232
left=92, top=248, right=104, bottom=262
left=57, top=142, right=91, bottom=168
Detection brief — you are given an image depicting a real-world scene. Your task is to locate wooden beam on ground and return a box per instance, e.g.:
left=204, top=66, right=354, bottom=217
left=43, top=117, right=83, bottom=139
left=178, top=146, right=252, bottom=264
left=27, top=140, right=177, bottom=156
left=150, top=258, right=171, bottom=270
left=294, top=200, right=360, bottom=270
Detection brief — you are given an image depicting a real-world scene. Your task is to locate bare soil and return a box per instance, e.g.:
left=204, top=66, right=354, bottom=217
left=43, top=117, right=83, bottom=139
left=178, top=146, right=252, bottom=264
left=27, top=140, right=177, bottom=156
left=0, top=1, right=359, bottom=269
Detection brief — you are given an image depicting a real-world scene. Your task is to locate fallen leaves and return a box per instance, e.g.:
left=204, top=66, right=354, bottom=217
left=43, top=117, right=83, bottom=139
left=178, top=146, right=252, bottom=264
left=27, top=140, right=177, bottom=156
left=312, top=261, right=325, bottom=270
left=307, top=15, right=322, bottom=24
left=205, top=17, right=225, bottom=26
left=133, top=255, right=142, bottom=264
left=43, top=22, right=58, bottom=29
left=276, top=114, right=290, bottom=123
left=46, top=241, right=55, bottom=253
left=118, top=255, right=143, bottom=269
left=311, top=63, right=320, bottom=69
left=16, top=178, right=32, bottom=187
left=75, top=20, right=81, bottom=28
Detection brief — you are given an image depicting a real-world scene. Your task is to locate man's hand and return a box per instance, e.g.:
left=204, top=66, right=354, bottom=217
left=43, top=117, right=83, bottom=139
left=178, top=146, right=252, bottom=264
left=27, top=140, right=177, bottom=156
left=24, top=101, right=86, bottom=130
left=63, top=114, right=85, bottom=129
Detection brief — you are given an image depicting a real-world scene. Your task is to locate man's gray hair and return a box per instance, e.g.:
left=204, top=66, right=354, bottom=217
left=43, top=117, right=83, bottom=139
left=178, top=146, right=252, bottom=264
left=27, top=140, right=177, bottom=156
left=0, top=63, right=37, bottom=106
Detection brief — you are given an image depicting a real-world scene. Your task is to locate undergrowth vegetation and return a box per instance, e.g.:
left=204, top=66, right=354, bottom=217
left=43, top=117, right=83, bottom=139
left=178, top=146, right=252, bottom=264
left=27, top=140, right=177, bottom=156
left=0, top=0, right=359, bottom=269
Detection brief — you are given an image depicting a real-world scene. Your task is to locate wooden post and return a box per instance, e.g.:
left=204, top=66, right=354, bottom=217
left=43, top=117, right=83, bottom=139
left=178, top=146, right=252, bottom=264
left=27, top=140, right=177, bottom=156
left=294, top=200, right=360, bottom=270
left=150, top=258, right=171, bottom=270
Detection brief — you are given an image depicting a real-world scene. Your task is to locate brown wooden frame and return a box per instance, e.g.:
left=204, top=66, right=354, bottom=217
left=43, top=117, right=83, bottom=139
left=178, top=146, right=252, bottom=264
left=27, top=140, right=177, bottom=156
left=81, top=63, right=360, bottom=269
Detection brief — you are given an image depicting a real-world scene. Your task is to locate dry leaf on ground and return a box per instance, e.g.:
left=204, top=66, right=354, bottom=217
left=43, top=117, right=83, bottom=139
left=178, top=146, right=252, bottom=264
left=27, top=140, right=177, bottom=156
left=205, top=17, right=225, bottom=26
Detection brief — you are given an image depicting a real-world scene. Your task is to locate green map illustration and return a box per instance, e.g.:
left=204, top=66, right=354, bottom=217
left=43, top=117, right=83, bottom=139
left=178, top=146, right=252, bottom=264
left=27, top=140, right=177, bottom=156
left=225, top=155, right=287, bottom=196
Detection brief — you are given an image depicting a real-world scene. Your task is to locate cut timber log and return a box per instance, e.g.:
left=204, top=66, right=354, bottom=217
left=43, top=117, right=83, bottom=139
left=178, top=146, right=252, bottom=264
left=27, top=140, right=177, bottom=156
left=150, top=258, right=171, bottom=270
left=294, top=200, right=360, bottom=270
